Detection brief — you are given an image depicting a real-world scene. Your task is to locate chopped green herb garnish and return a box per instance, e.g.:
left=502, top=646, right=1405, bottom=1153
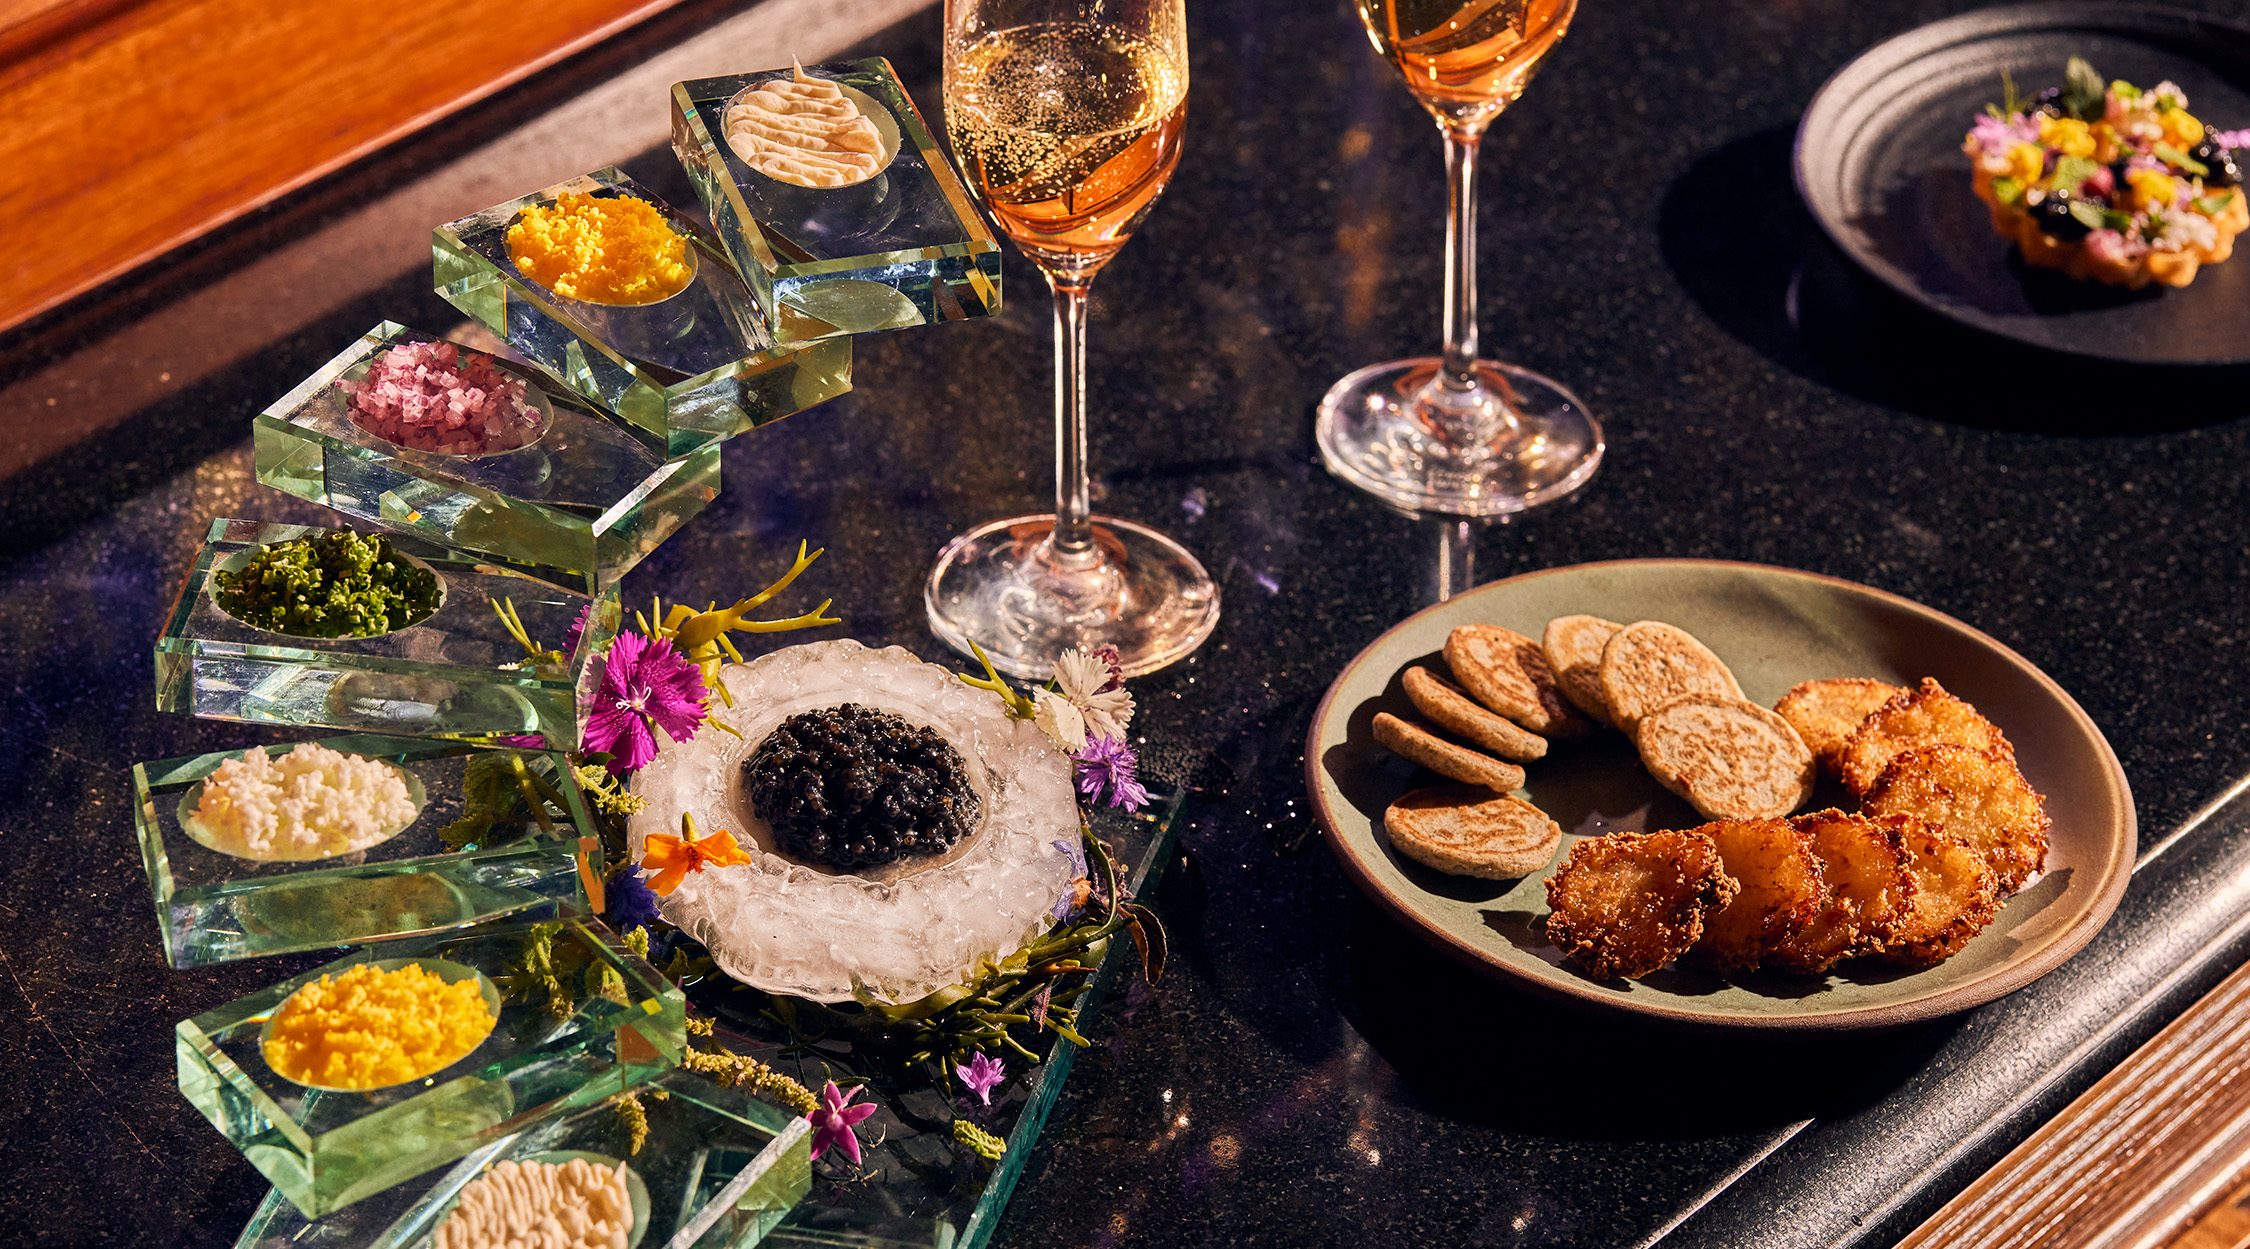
left=2052, top=155, right=2102, bottom=193
left=213, top=527, right=441, bottom=638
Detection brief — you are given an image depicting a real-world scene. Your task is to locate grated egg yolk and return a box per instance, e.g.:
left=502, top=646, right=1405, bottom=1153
left=506, top=192, right=693, bottom=306
left=264, top=962, right=496, bottom=1090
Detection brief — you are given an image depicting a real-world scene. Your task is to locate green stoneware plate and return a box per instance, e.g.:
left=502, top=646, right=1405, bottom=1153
left=1305, top=559, right=2135, bottom=1032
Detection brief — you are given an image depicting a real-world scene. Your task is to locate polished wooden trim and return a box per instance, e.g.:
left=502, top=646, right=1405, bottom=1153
left=1896, top=954, right=2250, bottom=1249
left=0, top=0, right=686, bottom=334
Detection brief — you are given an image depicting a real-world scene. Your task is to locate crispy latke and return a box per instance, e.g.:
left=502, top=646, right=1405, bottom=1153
left=1766, top=810, right=1918, bottom=975
left=1774, top=678, right=1905, bottom=778
left=1544, top=830, right=1737, bottom=980
left=1861, top=743, right=2050, bottom=894
left=1877, top=814, right=2001, bottom=966
left=1685, top=818, right=1826, bottom=974
left=1837, top=678, right=2016, bottom=797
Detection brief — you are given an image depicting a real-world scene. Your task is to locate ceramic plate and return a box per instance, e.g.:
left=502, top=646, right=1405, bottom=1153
left=1305, top=560, right=2135, bottom=1032
left=1794, top=2, right=2250, bottom=364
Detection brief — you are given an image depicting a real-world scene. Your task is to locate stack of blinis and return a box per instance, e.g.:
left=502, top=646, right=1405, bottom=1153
left=1370, top=615, right=2050, bottom=983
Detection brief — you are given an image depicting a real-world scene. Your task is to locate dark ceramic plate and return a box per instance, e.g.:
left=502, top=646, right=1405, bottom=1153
left=1305, top=560, right=2135, bottom=1032
left=1794, top=2, right=2250, bottom=364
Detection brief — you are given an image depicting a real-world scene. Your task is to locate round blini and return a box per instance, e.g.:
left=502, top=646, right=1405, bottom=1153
left=1544, top=830, right=1737, bottom=980
left=1372, top=713, right=1527, bottom=793
left=1442, top=624, right=1597, bottom=739
left=1384, top=784, right=1563, bottom=879
left=1541, top=614, right=1625, bottom=728
left=1861, top=743, right=2049, bottom=895
left=1635, top=696, right=1816, bottom=821
left=1774, top=678, right=1905, bottom=777
left=1837, top=677, right=2016, bottom=798
left=1402, top=666, right=1549, bottom=762
left=1597, top=621, right=1747, bottom=735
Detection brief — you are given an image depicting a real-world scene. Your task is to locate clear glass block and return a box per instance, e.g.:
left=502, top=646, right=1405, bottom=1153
left=670, top=59, right=1008, bottom=337
left=691, top=787, right=1182, bottom=1249
left=671, top=57, right=1004, bottom=339
left=178, top=919, right=686, bottom=1219
left=154, top=519, right=619, bottom=744
left=232, top=1067, right=811, bottom=1249
left=253, top=322, right=721, bottom=595
left=133, top=735, right=597, bottom=967
left=434, top=168, right=854, bottom=458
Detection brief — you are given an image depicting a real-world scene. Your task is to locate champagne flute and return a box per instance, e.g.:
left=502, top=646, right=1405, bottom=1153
left=1317, top=0, right=1603, bottom=515
left=926, top=0, right=1220, bottom=678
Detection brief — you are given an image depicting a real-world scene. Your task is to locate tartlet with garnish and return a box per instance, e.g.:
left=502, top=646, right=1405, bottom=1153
left=1963, top=57, right=2246, bottom=289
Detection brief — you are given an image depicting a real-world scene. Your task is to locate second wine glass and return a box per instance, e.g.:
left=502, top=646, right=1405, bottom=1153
left=925, top=0, right=1220, bottom=680
left=1317, top=0, right=1603, bottom=516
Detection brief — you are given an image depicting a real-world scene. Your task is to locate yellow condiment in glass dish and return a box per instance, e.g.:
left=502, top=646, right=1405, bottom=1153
left=262, top=960, right=499, bottom=1090
left=505, top=192, right=695, bottom=306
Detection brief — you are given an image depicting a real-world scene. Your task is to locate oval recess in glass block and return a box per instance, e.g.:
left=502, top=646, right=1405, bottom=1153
left=177, top=747, right=425, bottom=862
left=259, top=957, right=503, bottom=1092
left=722, top=73, right=904, bottom=188
left=337, top=338, right=553, bottom=459
left=430, top=1150, right=652, bottom=1249
left=628, top=640, right=1077, bottom=1004
left=208, top=537, right=448, bottom=640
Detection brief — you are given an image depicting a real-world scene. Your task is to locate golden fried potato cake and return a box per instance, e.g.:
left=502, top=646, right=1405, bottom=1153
left=1402, top=666, right=1549, bottom=762
left=1597, top=621, right=1747, bottom=736
left=1774, top=678, right=1905, bottom=778
left=1876, top=815, right=2000, bottom=967
left=1541, top=614, right=1624, bottom=728
left=1384, top=784, right=1563, bottom=879
left=1372, top=713, right=1527, bottom=792
left=1544, top=830, right=1737, bottom=980
left=1861, top=743, right=2050, bottom=894
left=1766, top=810, right=1918, bottom=975
left=1443, top=624, right=1598, bottom=739
left=1837, top=677, right=2016, bottom=797
left=1636, top=695, right=1816, bottom=820
left=1685, top=818, right=1826, bottom=974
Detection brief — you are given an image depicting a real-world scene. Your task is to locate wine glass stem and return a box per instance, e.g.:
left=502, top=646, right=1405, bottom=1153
left=1440, top=125, right=1483, bottom=390
left=1049, top=272, right=1100, bottom=570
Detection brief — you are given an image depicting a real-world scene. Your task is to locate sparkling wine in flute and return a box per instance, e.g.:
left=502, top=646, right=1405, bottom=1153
left=945, top=23, right=1188, bottom=271
left=1358, top=0, right=1574, bottom=128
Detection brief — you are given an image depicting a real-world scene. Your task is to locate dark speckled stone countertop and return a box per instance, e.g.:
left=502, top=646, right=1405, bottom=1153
left=6, top=0, right=2250, bottom=1245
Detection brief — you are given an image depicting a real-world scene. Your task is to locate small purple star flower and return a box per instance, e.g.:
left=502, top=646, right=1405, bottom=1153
left=605, top=864, right=661, bottom=933
left=808, top=1080, right=880, bottom=1166
left=1073, top=733, right=1149, bottom=812
left=563, top=602, right=594, bottom=655
left=956, top=1051, right=1006, bottom=1106
left=580, top=631, right=708, bottom=775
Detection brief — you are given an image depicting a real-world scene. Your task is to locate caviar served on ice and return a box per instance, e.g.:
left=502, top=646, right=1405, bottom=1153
left=743, top=703, right=980, bottom=870
left=1963, top=57, right=2246, bottom=288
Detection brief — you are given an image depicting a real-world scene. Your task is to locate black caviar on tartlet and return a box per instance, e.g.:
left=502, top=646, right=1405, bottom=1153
left=743, top=703, right=981, bottom=870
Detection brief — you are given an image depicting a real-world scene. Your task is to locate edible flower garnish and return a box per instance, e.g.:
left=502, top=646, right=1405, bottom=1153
left=808, top=1080, right=880, bottom=1165
left=582, top=630, right=709, bottom=775
left=1074, top=732, right=1149, bottom=812
left=605, top=863, right=662, bottom=931
left=640, top=812, right=753, bottom=895
left=956, top=1051, right=1006, bottom=1105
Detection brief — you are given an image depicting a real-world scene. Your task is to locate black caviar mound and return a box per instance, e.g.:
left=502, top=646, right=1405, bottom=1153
left=743, top=703, right=981, bottom=870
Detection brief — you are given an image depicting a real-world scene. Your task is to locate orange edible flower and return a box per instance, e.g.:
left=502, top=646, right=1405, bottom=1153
left=640, top=812, right=753, bottom=895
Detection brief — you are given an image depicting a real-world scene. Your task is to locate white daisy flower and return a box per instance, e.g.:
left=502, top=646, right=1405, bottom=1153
left=1033, top=687, right=1087, bottom=752
left=1051, top=648, right=1133, bottom=740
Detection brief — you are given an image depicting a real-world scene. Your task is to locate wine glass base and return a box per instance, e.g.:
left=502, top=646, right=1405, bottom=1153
left=1315, top=357, right=1603, bottom=517
left=925, top=514, right=1222, bottom=680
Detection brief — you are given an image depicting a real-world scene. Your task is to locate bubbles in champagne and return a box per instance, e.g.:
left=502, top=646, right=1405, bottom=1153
left=947, top=24, right=1186, bottom=210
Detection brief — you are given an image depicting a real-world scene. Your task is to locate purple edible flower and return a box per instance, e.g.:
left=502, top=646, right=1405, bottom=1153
left=956, top=1051, right=1006, bottom=1106
left=563, top=602, right=593, bottom=655
left=581, top=631, right=708, bottom=775
left=605, top=864, right=661, bottom=933
left=1087, top=644, right=1126, bottom=693
left=2215, top=129, right=2249, bottom=151
left=1969, top=110, right=2038, bottom=157
left=1073, top=733, right=1149, bottom=812
left=808, top=1081, right=880, bottom=1165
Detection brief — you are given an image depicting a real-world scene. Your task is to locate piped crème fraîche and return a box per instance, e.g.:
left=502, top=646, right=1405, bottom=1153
left=724, top=65, right=886, bottom=188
